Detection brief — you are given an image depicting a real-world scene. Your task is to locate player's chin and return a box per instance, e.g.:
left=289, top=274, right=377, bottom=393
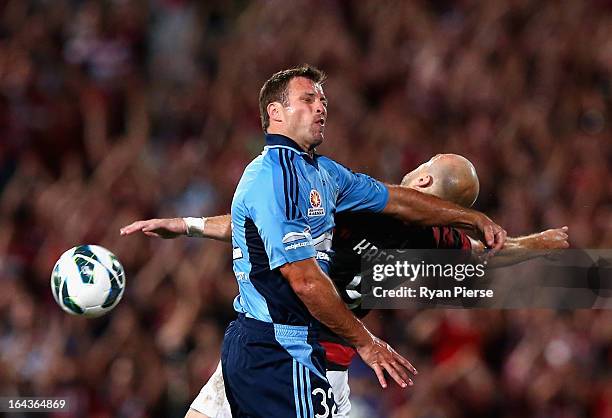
left=310, top=131, right=324, bottom=147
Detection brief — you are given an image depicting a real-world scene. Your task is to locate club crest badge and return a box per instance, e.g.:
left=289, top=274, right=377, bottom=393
left=308, top=189, right=325, bottom=217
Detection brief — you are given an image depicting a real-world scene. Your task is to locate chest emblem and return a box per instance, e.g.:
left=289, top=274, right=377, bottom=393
left=308, top=189, right=325, bottom=217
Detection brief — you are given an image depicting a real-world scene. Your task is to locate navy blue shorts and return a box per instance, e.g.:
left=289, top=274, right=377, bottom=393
left=221, top=315, right=337, bottom=418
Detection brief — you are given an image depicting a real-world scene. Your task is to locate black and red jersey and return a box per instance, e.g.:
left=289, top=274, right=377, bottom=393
left=323, top=211, right=472, bottom=370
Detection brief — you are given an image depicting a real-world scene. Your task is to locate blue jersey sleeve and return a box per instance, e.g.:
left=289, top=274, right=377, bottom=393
left=322, top=157, right=389, bottom=213
left=245, top=161, right=316, bottom=270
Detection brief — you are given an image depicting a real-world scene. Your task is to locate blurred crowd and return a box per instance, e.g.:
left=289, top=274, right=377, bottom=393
left=1, top=0, right=611, bottom=417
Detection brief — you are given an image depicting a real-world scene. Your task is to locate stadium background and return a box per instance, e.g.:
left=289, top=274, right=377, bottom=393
left=1, top=0, right=611, bottom=417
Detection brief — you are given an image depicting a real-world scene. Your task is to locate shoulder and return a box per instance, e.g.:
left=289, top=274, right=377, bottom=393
left=233, top=151, right=276, bottom=203
left=260, top=146, right=304, bottom=175
left=317, top=156, right=355, bottom=184
left=234, top=148, right=303, bottom=208
left=242, top=148, right=289, bottom=181
left=317, top=155, right=349, bottom=172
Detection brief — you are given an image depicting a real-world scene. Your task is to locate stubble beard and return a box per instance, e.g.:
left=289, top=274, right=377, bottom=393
left=309, top=132, right=324, bottom=151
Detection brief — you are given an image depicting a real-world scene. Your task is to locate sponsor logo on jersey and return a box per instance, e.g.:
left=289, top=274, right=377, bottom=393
left=282, top=229, right=312, bottom=244
left=308, top=189, right=325, bottom=217
left=315, top=251, right=331, bottom=262
left=285, top=241, right=312, bottom=251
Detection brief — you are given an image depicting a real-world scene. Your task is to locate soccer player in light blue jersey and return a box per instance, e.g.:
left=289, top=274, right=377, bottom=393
left=214, top=65, right=506, bottom=418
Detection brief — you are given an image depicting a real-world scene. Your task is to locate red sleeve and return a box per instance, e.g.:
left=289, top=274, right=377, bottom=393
left=433, top=227, right=471, bottom=250
left=320, top=342, right=356, bottom=369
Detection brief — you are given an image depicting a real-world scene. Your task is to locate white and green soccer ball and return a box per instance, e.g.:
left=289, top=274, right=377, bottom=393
left=51, top=245, right=126, bottom=317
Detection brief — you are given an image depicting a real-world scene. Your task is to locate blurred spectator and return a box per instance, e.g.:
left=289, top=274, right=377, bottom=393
left=0, top=0, right=611, bottom=417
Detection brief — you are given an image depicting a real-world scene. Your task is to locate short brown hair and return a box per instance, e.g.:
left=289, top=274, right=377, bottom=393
left=258, top=64, right=327, bottom=132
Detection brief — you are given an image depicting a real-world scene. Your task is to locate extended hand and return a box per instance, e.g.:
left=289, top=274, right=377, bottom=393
left=538, top=226, right=569, bottom=249
left=120, top=218, right=187, bottom=239
left=357, top=336, right=418, bottom=389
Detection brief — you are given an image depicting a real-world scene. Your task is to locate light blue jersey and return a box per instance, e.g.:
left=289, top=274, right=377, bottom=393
left=228, top=133, right=388, bottom=381
left=230, top=133, right=388, bottom=327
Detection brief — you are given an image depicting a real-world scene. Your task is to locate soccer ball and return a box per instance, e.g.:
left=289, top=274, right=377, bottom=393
left=51, top=245, right=126, bottom=317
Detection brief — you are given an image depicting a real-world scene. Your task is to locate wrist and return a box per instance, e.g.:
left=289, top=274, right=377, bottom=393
left=463, top=209, right=482, bottom=230
left=183, top=217, right=207, bottom=237
left=354, top=328, right=375, bottom=349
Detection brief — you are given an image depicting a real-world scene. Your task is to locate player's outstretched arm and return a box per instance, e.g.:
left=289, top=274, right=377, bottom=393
left=383, top=185, right=507, bottom=253
left=120, top=215, right=232, bottom=242
left=504, top=226, right=569, bottom=250
left=470, top=226, right=569, bottom=267
left=280, top=258, right=418, bottom=389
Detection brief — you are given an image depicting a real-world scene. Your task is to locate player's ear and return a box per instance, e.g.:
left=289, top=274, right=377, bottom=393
left=415, top=174, right=433, bottom=188
left=267, top=102, right=284, bottom=124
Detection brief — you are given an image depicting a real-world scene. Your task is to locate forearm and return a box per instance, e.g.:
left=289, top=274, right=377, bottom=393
left=121, top=215, right=232, bottom=241
left=383, top=185, right=480, bottom=229
left=281, top=260, right=373, bottom=348
left=470, top=233, right=551, bottom=268
left=201, top=214, right=232, bottom=242
left=505, top=233, right=553, bottom=250
left=301, top=279, right=372, bottom=347
left=182, top=214, right=231, bottom=241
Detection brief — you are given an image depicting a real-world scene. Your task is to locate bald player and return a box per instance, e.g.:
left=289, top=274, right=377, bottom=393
left=121, top=154, right=568, bottom=418
left=401, top=154, right=479, bottom=208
